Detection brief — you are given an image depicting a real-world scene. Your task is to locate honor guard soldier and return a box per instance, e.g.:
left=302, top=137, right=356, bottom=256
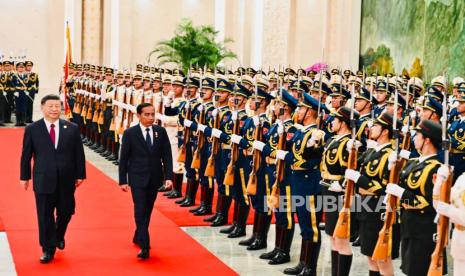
left=197, top=78, right=233, bottom=227
left=217, top=83, right=251, bottom=238
left=174, top=76, right=201, bottom=207
left=373, top=78, right=390, bottom=118
left=252, top=89, right=299, bottom=265
left=345, top=112, right=401, bottom=276
left=98, top=68, right=116, bottom=157
left=24, top=60, right=38, bottom=123
left=448, top=85, right=465, bottom=180
left=274, top=93, right=327, bottom=276
left=320, top=106, right=360, bottom=276
left=11, top=61, right=29, bottom=126
left=185, top=77, right=216, bottom=216
left=2, top=60, right=15, bottom=124
left=354, top=88, right=378, bottom=148
left=433, top=170, right=465, bottom=276
left=163, top=75, right=188, bottom=199
left=0, top=62, right=7, bottom=126
left=385, top=120, right=444, bottom=276
left=230, top=87, right=274, bottom=249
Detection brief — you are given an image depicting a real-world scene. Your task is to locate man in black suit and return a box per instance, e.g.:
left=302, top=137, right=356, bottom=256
left=20, top=94, right=86, bottom=263
left=119, top=102, right=173, bottom=259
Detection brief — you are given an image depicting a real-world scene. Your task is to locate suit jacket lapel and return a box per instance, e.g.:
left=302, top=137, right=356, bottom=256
left=57, top=119, right=66, bottom=151
left=40, top=119, right=55, bottom=151
left=135, top=126, right=150, bottom=152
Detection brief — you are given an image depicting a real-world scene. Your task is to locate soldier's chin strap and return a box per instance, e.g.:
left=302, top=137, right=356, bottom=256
left=299, top=107, right=309, bottom=125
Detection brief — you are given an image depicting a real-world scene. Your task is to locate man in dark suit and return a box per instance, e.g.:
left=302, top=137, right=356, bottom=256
left=20, top=94, right=86, bottom=263
left=119, top=102, right=173, bottom=259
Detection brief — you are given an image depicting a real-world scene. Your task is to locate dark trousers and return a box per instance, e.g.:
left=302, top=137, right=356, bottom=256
left=34, top=184, right=76, bottom=253
left=131, top=184, right=158, bottom=249
left=26, top=96, right=34, bottom=122
left=5, top=93, right=14, bottom=122
left=0, top=95, right=6, bottom=123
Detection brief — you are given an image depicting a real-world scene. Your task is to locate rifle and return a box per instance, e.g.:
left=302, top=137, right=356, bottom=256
left=191, top=71, right=205, bottom=170
left=156, top=70, right=163, bottom=125
left=204, top=68, right=218, bottom=178
left=224, top=78, right=240, bottom=186
left=316, top=68, right=324, bottom=129
left=178, top=67, right=193, bottom=163
left=247, top=80, right=262, bottom=195
left=428, top=73, right=452, bottom=276
left=109, top=84, right=118, bottom=131
left=372, top=77, right=401, bottom=261
left=267, top=79, right=284, bottom=209
left=118, top=88, right=128, bottom=135
left=333, top=81, right=358, bottom=239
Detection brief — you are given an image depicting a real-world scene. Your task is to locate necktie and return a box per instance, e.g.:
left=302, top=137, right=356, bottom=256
left=50, top=124, right=56, bottom=147
left=145, top=128, right=152, bottom=149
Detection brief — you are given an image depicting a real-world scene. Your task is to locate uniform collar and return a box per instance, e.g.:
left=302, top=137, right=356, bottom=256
left=418, top=153, right=437, bottom=163
left=374, top=142, right=390, bottom=152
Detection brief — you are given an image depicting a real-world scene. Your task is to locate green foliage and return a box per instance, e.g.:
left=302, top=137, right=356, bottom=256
left=148, top=19, right=237, bottom=74
left=360, top=44, right=394, bottom=75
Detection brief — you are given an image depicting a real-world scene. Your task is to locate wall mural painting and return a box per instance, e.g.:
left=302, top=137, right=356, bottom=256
left=360, top=0, right=465, bottom=81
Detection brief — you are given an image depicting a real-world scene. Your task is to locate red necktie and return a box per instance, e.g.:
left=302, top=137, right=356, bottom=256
left=50, top=123, right=56, bottom=147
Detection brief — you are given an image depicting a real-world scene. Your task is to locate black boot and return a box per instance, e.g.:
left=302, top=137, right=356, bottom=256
left=239, top=211, right=259, bottom=246
left=298, top=240, right=321, bottom=276
left=190, top=185, right=205, bottom=213
left=195, top=187, right=213, bottom=216
left=180, top=179, right=199, bottom=207
left=167, top=173, right=183, bottom=198
left=211, top=195, right=231, bottom=227
left=175, top=178, right=190, bottom=204
left=219, top=200, right=238, bottom=233
left=284, top=239, right=306, bottom=275
left=204, top=193, right=222, bottom=222
left=337, top=254, right=352, bottom=276
left=331, top=250, right=339, bottom=276
left=260, top=224, right=283, bottom=260
left=269, top=227, right=294, bottom=265
left=248, top=213, right=271, bottom=250
left=159, top=172, right=176, bottom=193
left=228, top=205, right=249, bottom=238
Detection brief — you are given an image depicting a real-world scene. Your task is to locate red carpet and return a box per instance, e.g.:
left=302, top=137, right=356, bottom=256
left=0, top=128, right=237, bottom=275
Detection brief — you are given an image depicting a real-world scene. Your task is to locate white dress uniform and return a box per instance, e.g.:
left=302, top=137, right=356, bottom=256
left=163, top=94, right=183, bottom=172
left=130, top=88, right=144, bottom=126
left=435, top=173, right=465, bottom=276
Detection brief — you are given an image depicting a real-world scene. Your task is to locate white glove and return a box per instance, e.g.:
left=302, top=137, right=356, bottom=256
left=252, top=141, right=265, bottom=152
left=345, top=169, right=361, bottom=183
left=276, top=150, right=288, bottom=160
left=433, top=165, right=450, bottom=195
left=401, top=125, right=409, bottom=135
left=386, top=183, right=405, bottom=198
left=277, top=123, right=284, bottom=135
left=14, top=92, right=19, bottom=97
left=3, top=92, right=6, bottom=97
left=231, top=111, right=238, bottom=121
left=253, top=116, right=260, bottom=127
left=366, top=139, right=378, bottom=149
left=164, top=97, right=173, bottom=107
left=367, top=120, right=373, bottom=128
left=185, top=102, right=190, bottom=109
left=409, top=110, right=416, bottom=121
left=230, top=134, right=242, bottom=144
left=346, top=139, right=362, bottom=152
left=212, top=128, right=222, bottom=138
left=155, top=113, right=165, bottom=122
left=328, top=181, right=343, bottom=192
left=212, top=108, right=218, bottom=117
left=184, top=119, right=193, bottom=128
left=129, top=105, right=137, bottom=113
left=25, top=91, right=29, bottom=96
left=388, top=151, right=398, bottom=170
left=198, top=104, right=204, bottom=112
left=399, top=149, right=411, bottom=160
left=436, top=201, right=452, bottom=217
left=197, top=124, right=206, bottom=132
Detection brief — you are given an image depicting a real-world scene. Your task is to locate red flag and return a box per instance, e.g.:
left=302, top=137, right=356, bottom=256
left=64, top=22, right=73, bottom=118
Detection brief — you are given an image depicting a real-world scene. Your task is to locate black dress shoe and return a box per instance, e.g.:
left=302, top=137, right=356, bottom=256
left=194, top=206, right=212, bottom=216
left=352, top=236, right=360, bottom=247
left=39, top=251, right=54, bottom=264
left=158, top=185, right=171, bottom=192
left=283, top=262, right=305, bottom=275
left=57, top=240, right=65, bottom=250
left=180, top=199, right=195, bottom=207
left=228, top=227, right=246, bottom=238
left=247, top=237, right=267, bottom=250
left=137, top=248, right=150, bottom=259
left=190, top=205, right=203, bottom=213
left=260, top=248, right=279, bottom=259
left=239, top=234, right=256, bottom=246
left=219, top=224, right=236, bottom=234
left=210, top=214, right=228, bottom=227
left=167, top=190, right=182, bottom=199
left=268, top=249, right=290, bottom=265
